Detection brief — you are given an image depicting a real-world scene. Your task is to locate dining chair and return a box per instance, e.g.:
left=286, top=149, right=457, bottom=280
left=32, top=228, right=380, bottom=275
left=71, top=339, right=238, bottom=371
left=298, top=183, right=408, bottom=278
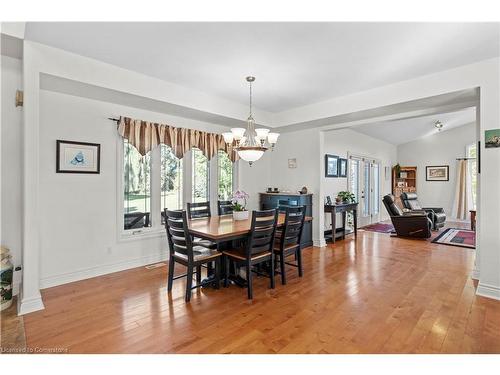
left=223, top=209, right=278, bottom=299
left=164, top=209, right=222, bottom=302
left=187, top=201, right=211, bottom=219
left=186, top=202, right=217, bottom=250
left=217, top=200, right=234, bottom=216
left=273, top=206, right=306, bottom=285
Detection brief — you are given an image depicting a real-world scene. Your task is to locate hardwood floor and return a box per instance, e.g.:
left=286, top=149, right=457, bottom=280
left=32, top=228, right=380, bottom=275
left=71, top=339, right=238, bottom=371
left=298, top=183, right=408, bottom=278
left=23, top=225, right=500, bottom=353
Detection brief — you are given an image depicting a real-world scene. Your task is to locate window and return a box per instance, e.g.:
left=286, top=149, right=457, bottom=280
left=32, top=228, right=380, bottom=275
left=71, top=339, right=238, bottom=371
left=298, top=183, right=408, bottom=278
left=349, top=159, right=360, bottom=202
left=123, top=139, right=151, bottom=230
left=467, top=143, right=477, bottom=209
left=192, top=148, right=210, bottom=203
left=218, top=150, right=233, bottom=200
left=121, top=138, right=237, bottom=236
left=161, top=145, right=183, bottom=221
left=372, top=163, right=380, bottom=215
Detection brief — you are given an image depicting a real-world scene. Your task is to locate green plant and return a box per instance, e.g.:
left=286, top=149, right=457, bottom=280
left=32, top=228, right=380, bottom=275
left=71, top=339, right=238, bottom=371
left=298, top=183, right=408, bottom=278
left=337, top=191, right=355, bottom=203
left=394, top=163, right=401, bottom=177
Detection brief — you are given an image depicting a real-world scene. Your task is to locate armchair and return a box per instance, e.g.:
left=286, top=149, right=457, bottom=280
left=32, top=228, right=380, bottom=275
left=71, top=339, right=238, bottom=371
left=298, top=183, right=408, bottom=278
left=400, top=192, right=446, bottom=230
left=382, top=194, right=432, bottom=239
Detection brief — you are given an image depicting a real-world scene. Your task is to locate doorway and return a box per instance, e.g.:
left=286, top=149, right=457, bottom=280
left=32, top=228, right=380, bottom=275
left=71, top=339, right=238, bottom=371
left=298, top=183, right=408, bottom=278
left=348, top=153, right=381, bottom=227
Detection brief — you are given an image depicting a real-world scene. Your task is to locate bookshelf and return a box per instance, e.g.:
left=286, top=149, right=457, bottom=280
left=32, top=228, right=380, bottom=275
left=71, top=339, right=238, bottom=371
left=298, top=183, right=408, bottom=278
left=392, top=166, right=417, bottom=208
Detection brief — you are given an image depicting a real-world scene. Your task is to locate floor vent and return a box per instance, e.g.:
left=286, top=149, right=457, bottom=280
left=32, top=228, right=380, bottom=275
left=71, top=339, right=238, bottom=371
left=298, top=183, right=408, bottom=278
left=145, top=262, right=167, bottom=269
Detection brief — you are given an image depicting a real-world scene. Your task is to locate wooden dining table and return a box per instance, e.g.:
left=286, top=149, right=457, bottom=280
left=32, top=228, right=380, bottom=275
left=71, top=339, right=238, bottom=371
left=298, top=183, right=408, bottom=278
left=188, top=212, right=313, bottom=244
left=187, top=213, right=313, bottom=287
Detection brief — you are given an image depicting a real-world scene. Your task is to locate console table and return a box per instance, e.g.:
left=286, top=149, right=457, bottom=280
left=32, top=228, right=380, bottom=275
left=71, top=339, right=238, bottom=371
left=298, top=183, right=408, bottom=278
left=324, top=203, right=358, bottom=243
left=259, top=192, right=313, bottom=247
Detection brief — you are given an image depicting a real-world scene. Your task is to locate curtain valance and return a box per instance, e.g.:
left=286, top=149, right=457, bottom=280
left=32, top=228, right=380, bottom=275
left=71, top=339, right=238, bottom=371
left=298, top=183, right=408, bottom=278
left=117, top=116, right=238, bottom=162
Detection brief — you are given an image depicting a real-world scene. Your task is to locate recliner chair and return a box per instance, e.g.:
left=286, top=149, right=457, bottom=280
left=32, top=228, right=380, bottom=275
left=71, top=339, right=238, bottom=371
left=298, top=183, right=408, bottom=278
left=400, top=192, right=446, bottom=231
left=382, top=194, right=432, bottom=239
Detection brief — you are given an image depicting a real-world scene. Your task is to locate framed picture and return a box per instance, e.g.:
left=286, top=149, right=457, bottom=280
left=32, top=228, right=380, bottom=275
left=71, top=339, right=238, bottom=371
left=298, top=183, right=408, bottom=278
left=325, top=196, right=333, bottom=205
left=426, top=165, right=449, bottom=181
left=485, top=129, right=500, bottom=148
left=56, top=140, right=101, bottom=174
left=325, top=154, right=339, bottom=177
left=338, top=158, right=347, bottom=177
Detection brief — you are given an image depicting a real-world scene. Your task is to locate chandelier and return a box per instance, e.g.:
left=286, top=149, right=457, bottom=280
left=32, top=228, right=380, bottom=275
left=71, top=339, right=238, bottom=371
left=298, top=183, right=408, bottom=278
left=222, top=76, right=279, bottom=165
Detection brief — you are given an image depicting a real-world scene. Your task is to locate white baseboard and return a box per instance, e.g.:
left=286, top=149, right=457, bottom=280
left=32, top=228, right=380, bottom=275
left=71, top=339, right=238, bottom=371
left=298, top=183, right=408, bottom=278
left=18, top=292, right=45, bottom=315
left=40, top=251, right=168, bottom=289
left=476, top=282, right=500, bottom=300
left=313, top=238, right=327, bottom=248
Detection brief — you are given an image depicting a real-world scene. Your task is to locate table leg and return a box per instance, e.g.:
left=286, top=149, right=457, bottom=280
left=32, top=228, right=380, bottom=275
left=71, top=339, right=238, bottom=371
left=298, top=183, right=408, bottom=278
left=331, top=209, right=336, bottom=244
left=353, top=209, right=358, bottom=237
left=342, top=211, right=346, bottom=240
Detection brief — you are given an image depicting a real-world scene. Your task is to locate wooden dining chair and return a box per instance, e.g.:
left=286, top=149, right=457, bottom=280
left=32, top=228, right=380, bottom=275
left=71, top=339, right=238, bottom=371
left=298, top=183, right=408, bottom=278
left=164, top=209, right=222, bottom=302
left=223, top=209, right=279, bottom=299
left=273, top=206, right=306, bottom=285
left=187, top=201, right=211, bottom=219
left=217, top=200, right=234, bottom=216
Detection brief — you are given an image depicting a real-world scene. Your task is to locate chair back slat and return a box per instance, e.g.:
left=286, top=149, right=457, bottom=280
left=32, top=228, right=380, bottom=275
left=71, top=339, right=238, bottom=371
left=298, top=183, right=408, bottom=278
left=187, top=202, right=211, bottom=219
left=218, top=200, right=233, bottom=215
left=246, top=209, right=278, bottom=256
left=164, top=208, right=194, bottom=260
left=279, top=206, right=306, bottom=249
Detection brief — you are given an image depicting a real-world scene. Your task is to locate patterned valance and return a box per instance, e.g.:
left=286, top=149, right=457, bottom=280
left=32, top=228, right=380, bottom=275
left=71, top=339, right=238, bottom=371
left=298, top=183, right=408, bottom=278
left=117, top=116, right=238, bottom=162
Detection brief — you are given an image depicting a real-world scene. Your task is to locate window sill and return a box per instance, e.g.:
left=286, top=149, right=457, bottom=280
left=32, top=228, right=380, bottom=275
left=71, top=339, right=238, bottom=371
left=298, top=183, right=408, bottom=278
left=118, top=227, right=165, bottom=243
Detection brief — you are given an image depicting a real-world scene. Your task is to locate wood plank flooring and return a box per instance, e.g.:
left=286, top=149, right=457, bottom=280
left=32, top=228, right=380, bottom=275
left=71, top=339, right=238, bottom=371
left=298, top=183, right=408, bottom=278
left=22, top=225, right=500, bottom=353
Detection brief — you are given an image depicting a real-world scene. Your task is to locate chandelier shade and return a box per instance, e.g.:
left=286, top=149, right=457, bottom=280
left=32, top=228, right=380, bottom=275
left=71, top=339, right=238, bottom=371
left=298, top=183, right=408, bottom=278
left=223, top=76, right=279, bottom=165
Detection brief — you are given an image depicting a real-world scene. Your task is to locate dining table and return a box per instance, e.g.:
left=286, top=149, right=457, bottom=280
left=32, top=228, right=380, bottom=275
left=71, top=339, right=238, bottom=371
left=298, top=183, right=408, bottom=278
left=187, top=212, right=313, bottom=286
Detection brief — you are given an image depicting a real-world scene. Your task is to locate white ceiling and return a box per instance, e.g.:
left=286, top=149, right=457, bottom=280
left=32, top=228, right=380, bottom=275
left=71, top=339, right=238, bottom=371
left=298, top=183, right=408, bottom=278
left=25, top=22, right=499, bottom=113
left=351, top=107, right=476, bottom=145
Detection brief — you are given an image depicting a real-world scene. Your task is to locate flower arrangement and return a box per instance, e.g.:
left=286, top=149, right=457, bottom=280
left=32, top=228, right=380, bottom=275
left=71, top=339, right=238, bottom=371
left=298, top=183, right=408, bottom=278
left=232, top=190, right=249, bottom=211
left=336, top=191, right=356, bottom=203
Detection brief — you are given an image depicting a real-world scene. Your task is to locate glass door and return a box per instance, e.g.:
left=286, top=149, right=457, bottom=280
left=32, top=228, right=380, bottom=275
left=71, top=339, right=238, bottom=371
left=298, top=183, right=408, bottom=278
left=348, top=155, right=381, bottom=227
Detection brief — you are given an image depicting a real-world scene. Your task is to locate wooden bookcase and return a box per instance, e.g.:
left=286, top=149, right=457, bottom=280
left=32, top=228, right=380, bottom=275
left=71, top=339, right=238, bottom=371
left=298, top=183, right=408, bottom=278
left=392, top=166, right=417, bottom=208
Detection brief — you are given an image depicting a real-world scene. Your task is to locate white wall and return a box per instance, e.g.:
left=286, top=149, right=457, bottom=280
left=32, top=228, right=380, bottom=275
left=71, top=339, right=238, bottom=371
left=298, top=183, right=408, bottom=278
left=1, top=55, right=23, bottom=295
left=323, top=128, right=397, bottom=227
left=267, top=128, right=324, bottom=245
left=397, top=123, right=476, bottom=217
left=38, top=89, right=231, bottom=288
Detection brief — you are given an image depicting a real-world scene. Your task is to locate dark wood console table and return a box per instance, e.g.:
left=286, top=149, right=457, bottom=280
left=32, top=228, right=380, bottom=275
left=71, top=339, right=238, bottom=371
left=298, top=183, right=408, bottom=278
left=324, top=203, right=358, bottom=243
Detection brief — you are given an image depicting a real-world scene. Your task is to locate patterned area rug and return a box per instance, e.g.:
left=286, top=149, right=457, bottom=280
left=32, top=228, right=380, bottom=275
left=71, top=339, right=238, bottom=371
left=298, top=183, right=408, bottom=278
left=431, top=228, right=475, bottom=249
left=360, top=223, right=395, bottom=233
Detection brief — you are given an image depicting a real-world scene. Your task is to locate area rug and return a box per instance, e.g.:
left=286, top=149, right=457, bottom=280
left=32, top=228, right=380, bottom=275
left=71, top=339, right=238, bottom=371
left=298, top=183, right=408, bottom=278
left=431, top=228, right=475, bottom=249
left=360, top=222, right=395, bottom=233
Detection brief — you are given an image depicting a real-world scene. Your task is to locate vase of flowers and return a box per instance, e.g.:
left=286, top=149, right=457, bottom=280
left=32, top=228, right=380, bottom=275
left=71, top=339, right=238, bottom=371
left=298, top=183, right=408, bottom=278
left=232, top=190, right=250, bottom=220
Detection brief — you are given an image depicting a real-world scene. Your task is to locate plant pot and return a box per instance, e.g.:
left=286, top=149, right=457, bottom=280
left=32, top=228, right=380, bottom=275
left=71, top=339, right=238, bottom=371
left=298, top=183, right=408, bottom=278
left=233, top=210, right=249, bottom=221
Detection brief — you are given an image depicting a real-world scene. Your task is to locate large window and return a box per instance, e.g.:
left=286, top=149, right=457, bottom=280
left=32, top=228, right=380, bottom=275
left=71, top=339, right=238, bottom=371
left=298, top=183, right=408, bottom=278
left=218, top=150, right=233, bottom=200
left=123, top=139, right=151, bottom=230
left=161, top=145, right=183, bottom=219
left=121, top=140, right=236, bottom=235
left=192, top=148, right=210, bottom=203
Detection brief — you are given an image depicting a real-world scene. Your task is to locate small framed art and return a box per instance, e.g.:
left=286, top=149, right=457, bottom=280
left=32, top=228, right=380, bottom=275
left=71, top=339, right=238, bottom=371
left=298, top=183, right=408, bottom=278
left=426, top=165, right=449, bottom=181
left=338, top=158, right=347, bottom=178
left=56, top=140, right=101, bottom=174
left=325, top=154, right=339, bottom=177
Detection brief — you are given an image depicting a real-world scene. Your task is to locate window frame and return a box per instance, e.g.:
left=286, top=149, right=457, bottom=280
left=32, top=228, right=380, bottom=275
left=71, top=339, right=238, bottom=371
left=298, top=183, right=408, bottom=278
left=117, top=138, right=238, bottom=241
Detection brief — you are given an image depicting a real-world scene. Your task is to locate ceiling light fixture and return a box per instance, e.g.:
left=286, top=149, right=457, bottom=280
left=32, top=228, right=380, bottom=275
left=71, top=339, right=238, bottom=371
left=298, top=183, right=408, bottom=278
left=222, top=76, right=279, bottom=166
left=435, top=120, right=443, bottom=131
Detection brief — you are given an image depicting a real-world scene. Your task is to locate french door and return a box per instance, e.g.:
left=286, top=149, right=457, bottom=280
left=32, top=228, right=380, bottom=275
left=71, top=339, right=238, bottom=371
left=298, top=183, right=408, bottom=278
left=348, top=154, right=381, bottom=227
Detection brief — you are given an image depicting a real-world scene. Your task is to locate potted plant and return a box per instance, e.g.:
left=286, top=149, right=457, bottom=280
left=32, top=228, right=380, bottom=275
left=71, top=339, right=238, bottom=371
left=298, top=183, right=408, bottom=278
left=231, top=190, right=250, bottom=220
left=336, top=191, right=356, bottom=204
left=394, top=163, right=401, bottom=178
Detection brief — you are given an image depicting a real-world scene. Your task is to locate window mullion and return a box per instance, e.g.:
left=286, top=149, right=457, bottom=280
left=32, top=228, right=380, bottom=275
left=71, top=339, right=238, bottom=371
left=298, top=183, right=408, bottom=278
left=150, top=146, right=161, bottom=229
left=183, top=150, right=192, bottom=208
left=210, top=154, right=218, bottom=214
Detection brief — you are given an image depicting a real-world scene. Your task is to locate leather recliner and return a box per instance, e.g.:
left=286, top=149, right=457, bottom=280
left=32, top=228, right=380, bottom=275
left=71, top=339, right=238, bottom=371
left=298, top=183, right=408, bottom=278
left=400, top=192, right=446, bottom=231
left=382, top=194, right=432, bottom=239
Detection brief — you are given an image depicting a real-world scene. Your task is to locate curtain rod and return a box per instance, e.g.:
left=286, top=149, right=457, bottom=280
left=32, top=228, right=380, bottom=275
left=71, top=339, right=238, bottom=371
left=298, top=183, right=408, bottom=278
left=456, top=157, right=476, bottom=160
left=108, top=117, right=120, bottom=122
